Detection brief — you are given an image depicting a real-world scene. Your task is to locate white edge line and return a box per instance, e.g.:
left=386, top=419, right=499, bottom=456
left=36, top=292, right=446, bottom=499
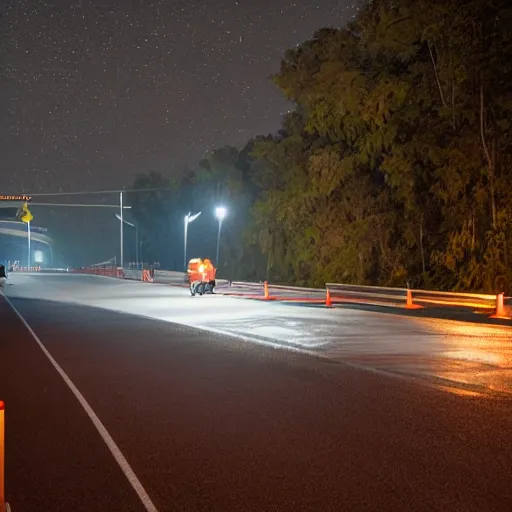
left=2, top=295, right=159, bottom=512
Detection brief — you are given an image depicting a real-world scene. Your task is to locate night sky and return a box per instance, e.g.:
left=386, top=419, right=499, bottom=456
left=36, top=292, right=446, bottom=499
left=1, top=0, right=359, bottom=194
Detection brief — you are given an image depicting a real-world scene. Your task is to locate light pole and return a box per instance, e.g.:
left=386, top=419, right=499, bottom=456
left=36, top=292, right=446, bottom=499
left=119, top=192, right=124, bottom=268
left=27, top=220, right=31, bottom=268
left=215, top=206, right=226, bottom=268
left=115, top=214, right=139, bottom=267
left=184, top=211, right=201, bottom=269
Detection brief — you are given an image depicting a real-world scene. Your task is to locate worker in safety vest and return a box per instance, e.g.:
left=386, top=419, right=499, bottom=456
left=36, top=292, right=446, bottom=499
left=202, top=258, right=216, bottom=282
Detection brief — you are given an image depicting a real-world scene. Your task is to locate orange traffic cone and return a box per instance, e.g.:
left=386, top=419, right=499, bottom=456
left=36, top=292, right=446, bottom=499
left=490, top=293, right=511, bottom=319
left=1, top=400, right=5, bottom=511
left=405, top=289, right=423, bottom=309
left=142, top=270, right=153, bottom=282
left=325, top=288, right=332, bottom=307
left=496, top=293, right=504, bottom=317
left=263, top=281, right=270, bottom=300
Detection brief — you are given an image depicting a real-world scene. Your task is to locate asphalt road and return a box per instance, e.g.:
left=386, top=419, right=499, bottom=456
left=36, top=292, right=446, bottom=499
left=1, top=274, right=512, bottom=511
left=5, top=273, right=512, bottom=395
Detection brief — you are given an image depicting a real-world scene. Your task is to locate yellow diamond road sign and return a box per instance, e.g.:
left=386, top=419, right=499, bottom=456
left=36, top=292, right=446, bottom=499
left=21, top=202, right=33, bottom=223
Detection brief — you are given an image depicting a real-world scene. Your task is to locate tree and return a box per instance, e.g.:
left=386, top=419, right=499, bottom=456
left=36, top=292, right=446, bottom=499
left=129, top=0, right=512, bottom=291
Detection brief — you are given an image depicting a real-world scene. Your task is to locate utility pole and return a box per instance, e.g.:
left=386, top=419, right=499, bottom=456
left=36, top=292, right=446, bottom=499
left=120, top=192, right=124, bottom=268
left=184, top=214, right=189, bottom=270
left=135, top=222, right=140, bottom=268
left=216, top=218, right=222, bottom=269
left=27, top=221, right=31, bottom=268
left=215, top=206, right=226, bottom=268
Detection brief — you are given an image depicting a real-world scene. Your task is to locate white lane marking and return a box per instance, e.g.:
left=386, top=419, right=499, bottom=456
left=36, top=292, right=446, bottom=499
left=2, top=295, right=159, bottom=512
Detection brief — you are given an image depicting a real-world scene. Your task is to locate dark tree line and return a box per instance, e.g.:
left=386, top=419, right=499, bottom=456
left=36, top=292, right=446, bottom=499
left=130, top=0, right=512, bottom=293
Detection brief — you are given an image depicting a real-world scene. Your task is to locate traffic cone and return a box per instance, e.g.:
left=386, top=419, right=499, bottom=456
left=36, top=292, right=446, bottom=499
left=263, top=281, right=270, bottom=300
left=405, top=289, right=423, bottom=309
left=496, top=293, right=504, bottom=317
left=490, top=293, right=511, bottom=319
left=1, top=401, right=5, bottom=512
left=325, top=288, right=332, bottom=307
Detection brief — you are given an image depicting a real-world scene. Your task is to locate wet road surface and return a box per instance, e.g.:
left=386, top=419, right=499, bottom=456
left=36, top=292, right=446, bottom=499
left=1, top=274, right=512, bottom=511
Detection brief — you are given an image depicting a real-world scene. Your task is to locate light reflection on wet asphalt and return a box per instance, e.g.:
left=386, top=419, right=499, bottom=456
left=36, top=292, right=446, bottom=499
left=208, top=314, right=512, bottom=396
left=6, top=273, right=512, bottom=397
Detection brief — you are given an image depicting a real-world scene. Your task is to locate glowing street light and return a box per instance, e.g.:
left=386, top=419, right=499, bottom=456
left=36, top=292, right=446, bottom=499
left=184, top=211, right=202, bottom=269
left=215, top=206, right=227, bottom=267
left=215, top=206, right=227, bottom=221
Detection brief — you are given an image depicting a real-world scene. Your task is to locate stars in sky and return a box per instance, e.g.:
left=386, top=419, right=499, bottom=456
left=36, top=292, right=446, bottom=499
left=0, top=0, right=359, bottom=193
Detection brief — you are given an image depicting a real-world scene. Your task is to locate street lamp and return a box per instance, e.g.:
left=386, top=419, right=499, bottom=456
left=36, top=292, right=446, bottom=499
left=215, top=206, right=227, bottom=268
left=184, top=211, right=201, bottom=269
left=115, top=214, right=140, bottom=267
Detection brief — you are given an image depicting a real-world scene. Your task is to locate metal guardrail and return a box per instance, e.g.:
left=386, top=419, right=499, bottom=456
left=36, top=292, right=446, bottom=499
left=228, top=281, right=323, bottom=293
left=409, top=288, right=496, bottom=309
left=228, top=281, right=499, bottom=311
left=325, top=283, right=497, bottom=310
left=9, top=267, right=70, bottom=274
left=224, top=280, right=511, bottom=318
left=153, top=270, right=186, bottom=284
left=123, top=269, right=142, bottom=280
left=326, top=283, right=407, bottom=307
left=229, top=281, right=262, bottom=289
left=268, top=284, right=324, bottom=294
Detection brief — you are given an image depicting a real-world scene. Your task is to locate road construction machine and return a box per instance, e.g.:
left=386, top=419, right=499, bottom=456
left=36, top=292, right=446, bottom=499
left=187, top=258, right=216, bottom=296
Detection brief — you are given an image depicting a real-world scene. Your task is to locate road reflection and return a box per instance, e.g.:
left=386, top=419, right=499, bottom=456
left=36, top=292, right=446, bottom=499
left=340, top=317, right=512, bottom=396
left=420, top=319, right=512, bottom=395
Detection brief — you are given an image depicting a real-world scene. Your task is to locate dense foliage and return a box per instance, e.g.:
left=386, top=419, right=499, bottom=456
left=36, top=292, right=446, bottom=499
left=131, top=0, right=512, bottom=293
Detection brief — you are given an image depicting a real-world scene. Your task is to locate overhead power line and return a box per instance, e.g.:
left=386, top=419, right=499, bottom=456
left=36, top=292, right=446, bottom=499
left=29, top=203, right=131, bottom=208
left=25, top=187, right=174, bottom=197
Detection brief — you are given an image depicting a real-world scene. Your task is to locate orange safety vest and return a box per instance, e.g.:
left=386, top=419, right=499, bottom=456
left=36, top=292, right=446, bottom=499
left=202, top=259, right=216, bottom=281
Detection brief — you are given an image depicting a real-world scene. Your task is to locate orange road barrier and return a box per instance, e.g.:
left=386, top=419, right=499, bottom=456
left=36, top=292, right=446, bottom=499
left=141, top=270, right=153, bottom=283
left=0, top=401, right=5, bottom=512
left=405, top=289, right=423, bottom=310
left=490, top=293, right=512, bottom=319
left=325, top=288, right=332, bottom=307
